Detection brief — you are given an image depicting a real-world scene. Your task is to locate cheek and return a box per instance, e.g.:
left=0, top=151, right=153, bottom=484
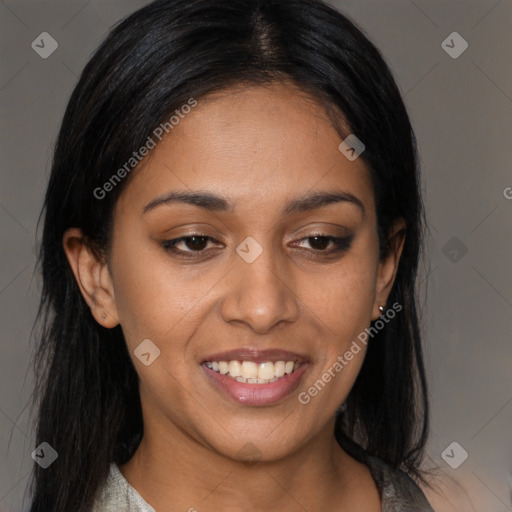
left=109, top=236, right=197, bottom=344
left=299, top=257, right=376, bottom=414
left=110, top=245, right=209, bottom=407
left=307, top=252, right=377, bottom=337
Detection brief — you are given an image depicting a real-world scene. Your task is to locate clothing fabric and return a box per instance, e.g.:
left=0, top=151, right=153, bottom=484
left=92, top=448, right=434, bottom=512
left=92, top=463, right=156, bottom=512
left=341, top=437, right=435, bottom=512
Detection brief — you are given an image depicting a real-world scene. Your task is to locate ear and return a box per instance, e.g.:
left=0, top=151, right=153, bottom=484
left=371, top=217, right=406, bottom=321
left=62, top=228, right=120, bottom=328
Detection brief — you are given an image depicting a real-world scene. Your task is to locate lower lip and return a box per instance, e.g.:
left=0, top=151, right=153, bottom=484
left=201, top=363, right=309, bottom=406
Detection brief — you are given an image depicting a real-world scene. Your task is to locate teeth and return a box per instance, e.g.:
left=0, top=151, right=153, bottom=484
left=218, top=361, right=229, bottom=374
left=274, top=361, right=285, bottom=377
left=241, top=361, right=258, bottom=379
left=205, top=359, right=301, bottom=383
left=229, top=360, right=242, bottom=377
left=258, top=362, right=274, bottom=380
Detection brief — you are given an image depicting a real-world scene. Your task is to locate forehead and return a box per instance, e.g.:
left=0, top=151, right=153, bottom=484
left=115, top=81, right=374, bottom=220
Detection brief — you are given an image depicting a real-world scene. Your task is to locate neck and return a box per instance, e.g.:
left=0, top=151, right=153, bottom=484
left=119, top=415, right=380, bottom=511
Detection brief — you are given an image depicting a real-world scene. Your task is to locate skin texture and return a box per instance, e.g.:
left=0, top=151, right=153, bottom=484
left=63, top=81, right=405, bottom=511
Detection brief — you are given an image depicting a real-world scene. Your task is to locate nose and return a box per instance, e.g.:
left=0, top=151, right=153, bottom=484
left=219, top=242, right=300, bottom=333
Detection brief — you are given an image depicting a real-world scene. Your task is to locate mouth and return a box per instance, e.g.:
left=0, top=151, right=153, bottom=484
left=200, top=348, right=310, bottom=406
left=203, top=359, right=301, bottom=383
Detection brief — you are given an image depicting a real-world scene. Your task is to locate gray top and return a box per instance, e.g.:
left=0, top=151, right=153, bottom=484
left=357, top=450, right=435, bottom=511
left=92, top=450, right=434, bottom=512
left=92, top=463, right=156, bottom=512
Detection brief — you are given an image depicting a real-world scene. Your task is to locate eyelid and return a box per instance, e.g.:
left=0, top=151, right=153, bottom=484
left=290, top=233, right=354, bottom=254
left=161, top=232, right=221, bottom=252
left=289, top=223, right=353, bottom=238
left=161, top=231, right=354, bottom=259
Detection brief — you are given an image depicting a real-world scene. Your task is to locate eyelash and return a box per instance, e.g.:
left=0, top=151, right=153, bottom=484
left=161, top=232, right=354, bottom=260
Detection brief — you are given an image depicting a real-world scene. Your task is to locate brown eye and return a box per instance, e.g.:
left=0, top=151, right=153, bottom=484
left=180, top=235, right=210, bottom=251
left=162, top=234, right=219, bottom=257
left=292, top=234, right=353, bottom=254
left=306, top=236, right=331, bottom=251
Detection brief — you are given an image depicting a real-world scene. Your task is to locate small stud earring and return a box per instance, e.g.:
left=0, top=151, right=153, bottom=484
left=101, top=313, right=106, bottom=320
left=378, top=305, right=385, bottom=313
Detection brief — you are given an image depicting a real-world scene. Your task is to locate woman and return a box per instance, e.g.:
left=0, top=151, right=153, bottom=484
left=29, top=0, right=435, bottom=510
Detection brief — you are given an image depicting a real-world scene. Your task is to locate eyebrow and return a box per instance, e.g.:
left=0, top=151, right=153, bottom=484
left=142, top=189, right=365, bottom=217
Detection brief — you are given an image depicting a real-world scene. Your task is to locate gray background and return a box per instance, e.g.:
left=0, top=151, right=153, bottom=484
left=1, top=1, right=511, bottom=510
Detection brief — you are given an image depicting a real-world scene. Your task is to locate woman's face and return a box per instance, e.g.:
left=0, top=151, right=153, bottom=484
left=72, top=81, right=404, bottom=462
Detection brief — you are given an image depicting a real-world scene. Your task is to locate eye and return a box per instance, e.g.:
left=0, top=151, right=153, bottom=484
left=162, top=234, right=221, bottom=258
left=291, top=234, right=353, bottom=255
left=162, top=232, right=354, bottom=260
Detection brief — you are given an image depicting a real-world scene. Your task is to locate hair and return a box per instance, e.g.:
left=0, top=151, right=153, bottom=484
left=28, top=0, right=431, bottom=510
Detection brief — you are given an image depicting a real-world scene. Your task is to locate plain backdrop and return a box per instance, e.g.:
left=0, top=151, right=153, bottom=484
left=0, top=1, right=511, bottom=511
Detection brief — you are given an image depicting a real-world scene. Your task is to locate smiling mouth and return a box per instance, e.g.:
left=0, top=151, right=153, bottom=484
left=203, top=360, right=302, bottom=384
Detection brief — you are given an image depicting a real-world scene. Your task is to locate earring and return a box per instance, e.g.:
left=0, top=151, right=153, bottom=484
left=378, top=305, right=385, bottom=314
left=101, top=313, right=106, bottom=320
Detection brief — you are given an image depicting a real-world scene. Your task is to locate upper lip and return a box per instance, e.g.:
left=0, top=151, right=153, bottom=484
left=201, top=347, right=309, bottom=365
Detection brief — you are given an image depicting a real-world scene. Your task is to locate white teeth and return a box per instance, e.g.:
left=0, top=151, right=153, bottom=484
left=205, top=359, right=301, bottom=383
left=274, top=361, right=285, bottom=378
left=241, top=361, right=258, bottom=379
left=229, top=360, right=242, bottom=377
left=258, top=362, right=275, bottom=380
left=218, top=361, right=229, bottom=374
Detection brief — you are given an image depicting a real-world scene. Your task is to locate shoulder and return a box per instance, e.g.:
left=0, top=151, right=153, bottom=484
left=364, top=452, right=435, bottom=512
left=339, top=436, right=435, bottom=512
left=91, top=463, right=156, bottom=512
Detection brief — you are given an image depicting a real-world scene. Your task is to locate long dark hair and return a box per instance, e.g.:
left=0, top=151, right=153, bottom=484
left=28, top=0, right=430, bottom=510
